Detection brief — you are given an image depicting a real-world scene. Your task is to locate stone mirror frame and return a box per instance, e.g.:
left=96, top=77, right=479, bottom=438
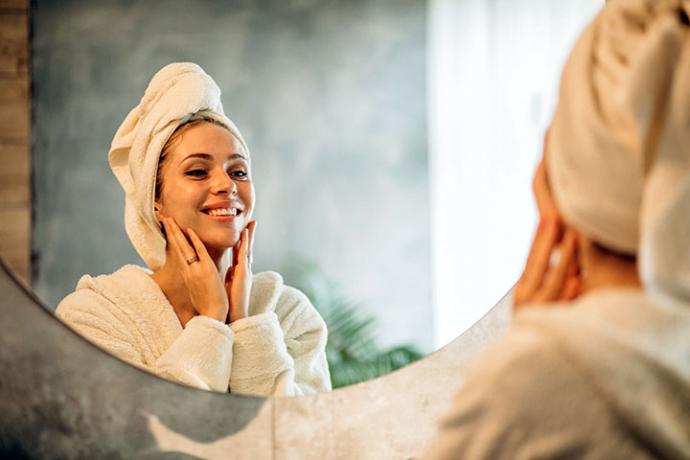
left=0, top=258, right=510, bottom=459
left=0, top=261, right=510, bottom=459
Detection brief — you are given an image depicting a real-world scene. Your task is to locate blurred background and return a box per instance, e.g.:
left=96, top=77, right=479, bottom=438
left=0, top=0, right=601, bottom=385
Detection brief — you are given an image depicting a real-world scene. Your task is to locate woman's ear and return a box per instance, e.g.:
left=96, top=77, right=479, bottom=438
left=153, top=202, right=165, bottom=229
left=533, top=157, right=562, bottom=225
left=154, top=204, right=167, bottom=239
left=534, top=131, right=563, bottom=224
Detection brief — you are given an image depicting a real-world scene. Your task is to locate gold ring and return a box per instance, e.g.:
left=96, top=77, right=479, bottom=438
left=186, top=255, right=200, bottom=265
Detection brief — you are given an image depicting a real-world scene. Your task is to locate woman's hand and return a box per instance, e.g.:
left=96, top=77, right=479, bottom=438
left=162, top=217, right=229, bottom=323
left=513, top=159, right=583, bottom=311
left=225, top=220, right=257, bottom=323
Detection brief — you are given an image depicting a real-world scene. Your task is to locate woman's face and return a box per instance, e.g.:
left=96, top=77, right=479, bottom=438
left=155, top=122, right=254, bottom=252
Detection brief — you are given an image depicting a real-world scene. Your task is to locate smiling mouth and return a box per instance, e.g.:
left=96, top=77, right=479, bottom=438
left=201, top=208, right=241, bottom=217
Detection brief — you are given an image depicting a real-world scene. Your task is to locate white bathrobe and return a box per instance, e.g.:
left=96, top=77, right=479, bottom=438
left=422, top=289, right=690, bottom=459
left=55, top=264, right=331, bottom=396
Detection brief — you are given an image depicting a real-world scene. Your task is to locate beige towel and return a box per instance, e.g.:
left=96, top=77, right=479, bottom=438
left=108, top=63, right=250, bottom=270
left=547, top=0, right=690, bottom=308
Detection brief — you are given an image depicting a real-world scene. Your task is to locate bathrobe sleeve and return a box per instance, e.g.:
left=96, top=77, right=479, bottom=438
left=228, top=286, right=331, bottom=396
left=421, top=328, right=641, bottom=460
left=56, top=289, right=234, bottom=393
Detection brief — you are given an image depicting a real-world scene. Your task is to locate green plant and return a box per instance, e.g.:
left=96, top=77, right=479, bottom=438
left=287, top=258, right=424, bottom=389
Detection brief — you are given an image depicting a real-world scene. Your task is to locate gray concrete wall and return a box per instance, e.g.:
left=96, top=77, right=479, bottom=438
left=31, top=0, right=431, bottom=351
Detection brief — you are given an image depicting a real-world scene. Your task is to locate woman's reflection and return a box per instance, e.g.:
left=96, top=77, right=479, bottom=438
left=56, top=62, right=331, bottom=396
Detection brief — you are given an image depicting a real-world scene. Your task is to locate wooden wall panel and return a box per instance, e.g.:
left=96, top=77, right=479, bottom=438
left=0, top=78, right=29, bottom=137
left=0, top=0, right=27, bottom=11
left=0, top=5, right=30, bottom=284
left=0, top=12, right=29, bottom=74
left=0, top=141, right=30, bottom=205
left=0, top=208, right=30, bottom=277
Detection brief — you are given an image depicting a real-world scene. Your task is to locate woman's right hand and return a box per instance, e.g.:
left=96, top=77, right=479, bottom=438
left=513, top=159, right=582, bottom=311
left=162, top=217, right=229, bottom=323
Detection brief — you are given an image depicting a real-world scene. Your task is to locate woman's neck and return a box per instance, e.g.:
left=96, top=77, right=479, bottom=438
left=580, top=239, right=641, bottom=293
left=207, top=246, right=232, bottom=273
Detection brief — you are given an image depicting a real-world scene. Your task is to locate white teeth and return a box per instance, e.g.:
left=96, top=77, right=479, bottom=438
left=207, top=208, right=238, bottom=217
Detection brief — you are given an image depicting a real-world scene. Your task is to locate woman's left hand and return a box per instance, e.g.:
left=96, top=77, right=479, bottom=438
left=225, top=220, right=257, bottom=323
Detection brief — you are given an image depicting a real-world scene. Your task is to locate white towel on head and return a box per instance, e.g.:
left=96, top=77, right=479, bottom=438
left=108, top=62, right=250, bottom=270
left=547, top=0, right=690, bottom=307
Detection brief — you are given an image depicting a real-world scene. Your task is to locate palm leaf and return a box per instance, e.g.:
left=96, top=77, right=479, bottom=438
left=286, top=257, right=424, bottom=388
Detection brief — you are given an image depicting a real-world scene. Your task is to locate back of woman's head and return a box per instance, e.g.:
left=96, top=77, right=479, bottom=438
left=546, top=0, right=690, bottom=306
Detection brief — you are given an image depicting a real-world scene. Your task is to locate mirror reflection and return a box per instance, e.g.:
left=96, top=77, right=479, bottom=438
left=56, top=66, right=332, bottom=396
left=31, top=0, right=601, bottom=391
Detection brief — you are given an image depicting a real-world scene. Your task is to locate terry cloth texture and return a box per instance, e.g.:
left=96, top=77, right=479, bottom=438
left=56, top=265, right=331, bottom=396
left=422, top=290, right=690, bottom=459
left=108, top=62, right=250, bottom=270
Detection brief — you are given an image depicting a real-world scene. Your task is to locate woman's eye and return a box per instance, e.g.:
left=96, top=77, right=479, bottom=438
left=229, top=169, right=248, bottom=179
left=186, top=169, right=208, bottom=177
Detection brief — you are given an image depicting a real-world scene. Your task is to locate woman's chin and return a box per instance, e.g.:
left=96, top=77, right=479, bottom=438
left=201, top=236, right=240, bottom=251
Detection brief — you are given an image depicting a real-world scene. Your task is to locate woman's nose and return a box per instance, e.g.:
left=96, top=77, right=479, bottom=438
left=213, top=170, right=238, bottom=195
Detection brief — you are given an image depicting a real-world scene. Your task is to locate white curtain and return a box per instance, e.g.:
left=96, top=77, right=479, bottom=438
left=429, top=0, right=603, bottom=347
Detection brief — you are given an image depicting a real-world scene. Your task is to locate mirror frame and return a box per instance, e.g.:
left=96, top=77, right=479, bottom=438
left=0, top=257, right=511, bottom=458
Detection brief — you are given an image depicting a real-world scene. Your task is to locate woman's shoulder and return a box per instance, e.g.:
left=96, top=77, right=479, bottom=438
left=250, top=271, right=326, bottom=332
left=250, top=270, right=305, bottom=307
left=56, top=264, right=153, bottom=317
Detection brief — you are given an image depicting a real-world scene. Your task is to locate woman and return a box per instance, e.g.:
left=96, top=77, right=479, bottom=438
left=423, top=0, right=690, bottom=458
left=56, top=63, right=331, bottom=396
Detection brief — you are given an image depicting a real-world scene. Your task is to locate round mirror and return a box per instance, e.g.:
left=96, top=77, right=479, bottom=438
left=30, top=0, right=602, bottom=389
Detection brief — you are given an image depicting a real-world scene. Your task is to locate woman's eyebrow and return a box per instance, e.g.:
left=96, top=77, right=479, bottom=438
left=179, top=152, right=247, bottom=165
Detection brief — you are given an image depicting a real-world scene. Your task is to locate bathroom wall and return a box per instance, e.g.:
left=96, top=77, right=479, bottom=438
left=31, top=0, right=432, bottom=351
